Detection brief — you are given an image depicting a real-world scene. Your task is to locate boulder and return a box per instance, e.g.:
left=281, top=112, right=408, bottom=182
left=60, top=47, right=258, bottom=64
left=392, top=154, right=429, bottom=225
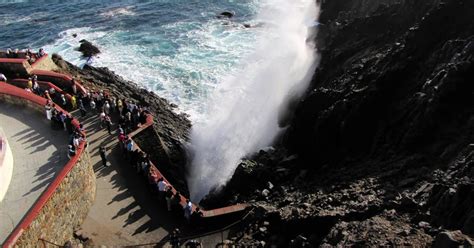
left=432, top=230, right=474, bottom=248
left=217, top=11, right=234, bottom=19
left=78, top=39, right=100, bottom=57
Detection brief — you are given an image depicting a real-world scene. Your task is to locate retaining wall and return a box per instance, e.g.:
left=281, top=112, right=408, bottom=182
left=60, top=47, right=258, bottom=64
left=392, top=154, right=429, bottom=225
left=0, top=83, right=95, bottom=247
left=0, top=54, right=56, bottom=76
left=0, top=59, right=30, bottom=76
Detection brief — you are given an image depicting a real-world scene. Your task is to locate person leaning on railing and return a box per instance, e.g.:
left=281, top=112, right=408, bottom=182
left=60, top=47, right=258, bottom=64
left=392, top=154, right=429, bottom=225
left=0, top=73, right=7, bottom=82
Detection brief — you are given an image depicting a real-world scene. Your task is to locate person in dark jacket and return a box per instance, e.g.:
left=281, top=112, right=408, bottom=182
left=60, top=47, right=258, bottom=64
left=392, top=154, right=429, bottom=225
left=99, top=146, right=108, bottom=167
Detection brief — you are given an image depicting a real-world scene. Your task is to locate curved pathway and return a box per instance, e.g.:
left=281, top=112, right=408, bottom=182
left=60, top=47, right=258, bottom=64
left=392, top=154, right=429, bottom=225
left=0, top=104, right=68, bottom=243
left=75, top=111, right=239, bottom=246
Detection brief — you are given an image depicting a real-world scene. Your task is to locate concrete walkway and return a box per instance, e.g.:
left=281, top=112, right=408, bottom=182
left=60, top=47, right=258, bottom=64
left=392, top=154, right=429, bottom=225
left=0, top=104, right=68, bottom=244
left=76, top=111, right=170, bottom=246
left=75, top=110, right=236, bottom=247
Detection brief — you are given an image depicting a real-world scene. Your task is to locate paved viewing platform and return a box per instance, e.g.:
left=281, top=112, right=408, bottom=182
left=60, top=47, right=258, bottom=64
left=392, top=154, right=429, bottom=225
left=0, top=56, right=247, bottom=246
left=0, top=104, right=68, bottom=243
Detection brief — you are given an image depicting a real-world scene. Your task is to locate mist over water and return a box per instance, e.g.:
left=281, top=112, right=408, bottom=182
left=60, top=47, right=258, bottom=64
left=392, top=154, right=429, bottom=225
left=188, top=0, right=320, bottom=201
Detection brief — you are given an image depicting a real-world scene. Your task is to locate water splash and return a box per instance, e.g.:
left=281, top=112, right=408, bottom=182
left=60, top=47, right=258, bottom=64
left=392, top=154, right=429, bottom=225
left=188, top=0, right=320, bottom=201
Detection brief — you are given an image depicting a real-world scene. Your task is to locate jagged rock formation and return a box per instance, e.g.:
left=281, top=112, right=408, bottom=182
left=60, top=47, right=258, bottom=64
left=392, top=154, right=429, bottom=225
left=78, top=39, right=100, bottom=58
left=218, top=0, right=474, bottom=246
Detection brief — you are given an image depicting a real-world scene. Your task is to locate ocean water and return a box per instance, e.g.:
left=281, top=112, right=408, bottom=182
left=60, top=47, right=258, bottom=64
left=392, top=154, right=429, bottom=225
left=0, top=0, right=319, bottom=201
left=0, top=0, right=260, bottom=120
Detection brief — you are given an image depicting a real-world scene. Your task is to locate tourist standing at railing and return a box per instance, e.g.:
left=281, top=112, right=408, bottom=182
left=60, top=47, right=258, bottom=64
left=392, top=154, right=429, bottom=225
left=165, top=186, right=173, bottom=211
left=59, top=111, right=67, bottom=131
left=171, top=191, right=183, bottom=217
left=117, top=99, right=123, bottom=113
left=117, top=124, right=124, bottom=136
left=60, top=94, right=67, bottom=108
left=141, top=153, right=151, bottom=176
left=99, top=146, right=109, bottom=167
left=72, top=134, right=81, bottom=149
left=132, top=107, right=140, bottom=129
left=126, top=137, right=134, bottom=155
left=71, top=95, right=77, bottom=109
left=27, top=77, right=33, bottom=89
left=118, top=133, right=127, bottom=151
left=99, top=111, right=106, bottom=128
left=0, top=73, right=6, bottom=82
left=104, top=100, right=111, bottom=115
left=32, top=78, right=40, bottom=94
left=26, top=48, right=33, bottom=58
left=97, top=90, right=104, bottom=110
left=157, top=178, right=168, bottom=204
left=125, top=111, right=132, bottom=132
left=90, top=98, right=96, bottom=112
left=191, top=207, right=204, bottom=228
left=38, top=48, right=46, bottom=57
left=184, top=199, right=193, bottom=222
left=44, top=90, right=52, bottom=102
left=65, top=115, right=74, bottom=134
left=71, top=82, right=77, bottom=95
left=45, top=101, right=52, bottom=120
left=67, top=145, right=76, bottom=159
left=105, top=115, right=113, bottom=134
left=110, top=97, right=116, bottom=113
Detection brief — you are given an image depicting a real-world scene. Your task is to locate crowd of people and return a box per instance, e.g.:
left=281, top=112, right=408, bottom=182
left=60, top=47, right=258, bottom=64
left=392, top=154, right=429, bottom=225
left=2, top=58, right=207, bottom=244
left=118, top=119, right=204, bottom=227
left=3, top=47, right=46, bottom=64
left=43, top=99, right=86, bottom=159
left=76, top=84, right=203, bottom=226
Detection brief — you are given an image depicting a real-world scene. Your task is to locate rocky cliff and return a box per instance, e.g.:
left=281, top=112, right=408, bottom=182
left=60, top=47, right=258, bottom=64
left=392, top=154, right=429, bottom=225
left=222, top=0, right=474, bottom=246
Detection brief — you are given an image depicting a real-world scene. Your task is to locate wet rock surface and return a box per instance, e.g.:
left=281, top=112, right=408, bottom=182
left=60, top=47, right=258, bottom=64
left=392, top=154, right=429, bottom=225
left=77, top=39, right=100, bottom=58
left=211, top=0, right=474, bottom=246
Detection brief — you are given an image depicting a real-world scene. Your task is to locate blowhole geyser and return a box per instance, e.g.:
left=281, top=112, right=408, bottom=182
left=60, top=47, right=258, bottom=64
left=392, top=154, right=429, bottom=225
left=188, top=0, right=320, bottom=202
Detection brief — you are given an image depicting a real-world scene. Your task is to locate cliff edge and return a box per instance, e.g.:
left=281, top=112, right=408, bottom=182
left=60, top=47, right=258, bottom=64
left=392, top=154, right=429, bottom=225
left=221, top=0, right=474, bottom=246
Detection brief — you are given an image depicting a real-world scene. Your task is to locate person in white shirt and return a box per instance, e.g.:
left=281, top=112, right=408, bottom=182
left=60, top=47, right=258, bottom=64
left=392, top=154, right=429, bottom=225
left=157, top=178, right=168, bottom=205
left=0, top=73, right=6, bottom=82
left=99, top=111, right=106, bottom=128
left=184, top=199, right=193, bottom=222
left=73, top=135, right=81, bottom=149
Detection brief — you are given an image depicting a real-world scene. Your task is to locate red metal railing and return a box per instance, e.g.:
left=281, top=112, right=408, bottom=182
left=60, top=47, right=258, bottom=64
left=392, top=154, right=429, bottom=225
left=31, top=69, right=88, bottom=95
left=129, top=116, right=248, bottom=218
left=0, top=82, right=86, bottom=248
left=9, top=79, right=73, bottom=102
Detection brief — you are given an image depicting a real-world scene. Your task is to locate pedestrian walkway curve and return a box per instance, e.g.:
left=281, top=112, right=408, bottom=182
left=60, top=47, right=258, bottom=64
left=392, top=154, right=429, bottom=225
left=0, top=104, right=68, bottom=244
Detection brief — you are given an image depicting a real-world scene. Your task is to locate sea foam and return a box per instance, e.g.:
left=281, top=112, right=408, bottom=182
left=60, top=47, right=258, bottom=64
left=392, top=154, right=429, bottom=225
left=188, top=0, right=320, bottom=201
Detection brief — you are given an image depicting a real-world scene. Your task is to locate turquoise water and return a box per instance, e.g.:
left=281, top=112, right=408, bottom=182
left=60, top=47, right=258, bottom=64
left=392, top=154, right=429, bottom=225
left=0, top=0, right=260, bottom=120
left=1, top=0, right=319, bottom=200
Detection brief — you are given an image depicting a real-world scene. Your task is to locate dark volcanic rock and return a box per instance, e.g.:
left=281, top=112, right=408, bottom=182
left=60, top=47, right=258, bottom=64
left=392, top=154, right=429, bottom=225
left=225, top=0, right=474, bottom=246
left=217, top=11, right=234, bottom=19
left=432, top=230, right=474, bottom=248
left=78, top=39, right=100, bottom=57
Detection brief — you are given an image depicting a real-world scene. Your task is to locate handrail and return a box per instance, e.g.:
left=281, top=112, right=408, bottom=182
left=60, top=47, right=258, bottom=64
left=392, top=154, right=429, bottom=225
left=0, top=58, right=25, bottom=64
left=0, top=53, right=48, bottom=67
left=0, top=82, right=86, bottom=247
left=123, top=207, right=254, bottom=247
left=9, top=79, right=73, bottom=102
left=31, top=69, right=88, bottom=95
left=129, top=116, right=248, bottom=218
left=30, top=54, right=48, bottom=67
